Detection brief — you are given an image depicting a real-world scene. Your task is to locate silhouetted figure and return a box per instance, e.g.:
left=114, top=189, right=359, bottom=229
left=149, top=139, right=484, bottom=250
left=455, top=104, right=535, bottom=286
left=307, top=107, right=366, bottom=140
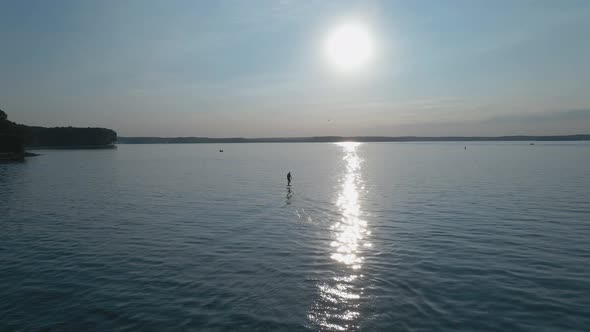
left=287, top=172, right=292, bottom=186
left=465, top=146, right=467, bottom=150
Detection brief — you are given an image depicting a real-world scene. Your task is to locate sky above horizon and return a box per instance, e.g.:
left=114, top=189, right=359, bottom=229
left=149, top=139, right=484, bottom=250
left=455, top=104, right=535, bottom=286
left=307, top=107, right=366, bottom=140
left=1, top=0, right=590, bottom=137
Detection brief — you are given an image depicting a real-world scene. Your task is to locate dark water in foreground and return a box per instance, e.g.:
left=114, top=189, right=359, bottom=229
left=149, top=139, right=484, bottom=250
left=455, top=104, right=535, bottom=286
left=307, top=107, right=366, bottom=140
left=1, top=142, right=590, bottom=331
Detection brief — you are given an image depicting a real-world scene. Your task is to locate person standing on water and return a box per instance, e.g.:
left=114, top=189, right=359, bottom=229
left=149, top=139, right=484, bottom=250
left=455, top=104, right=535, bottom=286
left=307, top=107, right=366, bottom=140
left=287, top=172, right=292, bottom=186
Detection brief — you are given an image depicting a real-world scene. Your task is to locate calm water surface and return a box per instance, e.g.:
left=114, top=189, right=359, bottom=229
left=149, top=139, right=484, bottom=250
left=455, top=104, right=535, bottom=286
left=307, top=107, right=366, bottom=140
left=1, top=142, right=590, bottom=331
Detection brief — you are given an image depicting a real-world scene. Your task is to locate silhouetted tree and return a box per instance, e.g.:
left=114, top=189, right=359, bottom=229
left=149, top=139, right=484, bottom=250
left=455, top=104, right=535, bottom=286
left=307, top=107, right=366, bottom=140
left=0, top=109, right=25, bottom=157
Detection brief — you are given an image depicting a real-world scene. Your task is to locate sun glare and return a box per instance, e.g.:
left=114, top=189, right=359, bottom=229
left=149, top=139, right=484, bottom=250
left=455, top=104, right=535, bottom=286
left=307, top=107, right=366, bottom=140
left=324, top=22, right=374, bottom=71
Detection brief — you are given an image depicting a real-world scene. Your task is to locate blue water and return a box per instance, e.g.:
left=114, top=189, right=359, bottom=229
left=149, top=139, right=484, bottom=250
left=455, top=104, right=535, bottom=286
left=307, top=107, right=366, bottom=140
left=1, top=142, right=589, bottom=331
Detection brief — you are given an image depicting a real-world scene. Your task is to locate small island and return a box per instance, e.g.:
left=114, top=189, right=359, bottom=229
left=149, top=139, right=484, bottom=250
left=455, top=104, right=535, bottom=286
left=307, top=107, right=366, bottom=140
left=0, top=109, right=117, bottom=161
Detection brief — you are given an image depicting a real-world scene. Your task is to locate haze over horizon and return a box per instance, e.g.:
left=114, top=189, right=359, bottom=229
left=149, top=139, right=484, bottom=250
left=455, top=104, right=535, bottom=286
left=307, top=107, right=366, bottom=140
left=1, top=0, right=590, bottom=137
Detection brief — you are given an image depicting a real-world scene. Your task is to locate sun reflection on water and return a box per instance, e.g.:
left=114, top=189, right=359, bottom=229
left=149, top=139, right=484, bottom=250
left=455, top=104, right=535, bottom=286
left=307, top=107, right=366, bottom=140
left=309, top=142, right=370, bottom=331
left=331, top=142, right=368, bottom=269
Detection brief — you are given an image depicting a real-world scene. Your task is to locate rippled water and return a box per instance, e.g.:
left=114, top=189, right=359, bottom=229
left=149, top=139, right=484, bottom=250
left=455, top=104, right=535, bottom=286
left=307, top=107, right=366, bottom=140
left=1, top=142, right=590, bottom=331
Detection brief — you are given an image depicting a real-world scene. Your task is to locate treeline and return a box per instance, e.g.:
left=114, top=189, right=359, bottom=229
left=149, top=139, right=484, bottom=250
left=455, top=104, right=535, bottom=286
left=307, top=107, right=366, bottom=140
left=28, top=126, right=117, bottom=148
left=1, top=110, right=30, bottom=141
left=0, top=109, right=28, bottom=156
left=0, top=109, right=117, bottom=151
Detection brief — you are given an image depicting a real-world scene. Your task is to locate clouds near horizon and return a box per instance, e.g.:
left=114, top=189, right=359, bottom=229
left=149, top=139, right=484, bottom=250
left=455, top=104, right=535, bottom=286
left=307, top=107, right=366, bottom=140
left=1, top=0, right=589, bottom=136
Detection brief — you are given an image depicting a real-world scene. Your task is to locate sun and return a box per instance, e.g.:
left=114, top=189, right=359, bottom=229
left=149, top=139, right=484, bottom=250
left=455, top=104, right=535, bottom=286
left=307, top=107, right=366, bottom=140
left=324, top=22, right=375, bottom=71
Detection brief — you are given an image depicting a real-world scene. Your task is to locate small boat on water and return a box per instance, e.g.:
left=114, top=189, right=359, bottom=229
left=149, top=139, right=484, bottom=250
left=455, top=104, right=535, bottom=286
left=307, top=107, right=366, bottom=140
left=530, top=143, right=535, bottom=145
left=219, top=149, right=224, bottom=152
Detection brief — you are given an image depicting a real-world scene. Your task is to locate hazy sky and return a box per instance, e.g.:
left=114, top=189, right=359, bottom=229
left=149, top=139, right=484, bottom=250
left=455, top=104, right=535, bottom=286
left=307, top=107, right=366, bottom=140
left=1, top=0, right=590, bottom=137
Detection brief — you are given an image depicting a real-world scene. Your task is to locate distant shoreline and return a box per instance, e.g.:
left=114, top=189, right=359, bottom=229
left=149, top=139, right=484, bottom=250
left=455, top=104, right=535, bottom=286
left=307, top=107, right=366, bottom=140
left=28, top=144, right=117, bottom=150
left=117, top=135, right=590, bottom=144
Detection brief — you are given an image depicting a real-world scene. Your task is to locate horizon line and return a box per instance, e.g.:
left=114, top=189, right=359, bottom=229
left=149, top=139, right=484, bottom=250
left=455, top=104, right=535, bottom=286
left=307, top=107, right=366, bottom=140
left=116, top=134, right=590, bottom=143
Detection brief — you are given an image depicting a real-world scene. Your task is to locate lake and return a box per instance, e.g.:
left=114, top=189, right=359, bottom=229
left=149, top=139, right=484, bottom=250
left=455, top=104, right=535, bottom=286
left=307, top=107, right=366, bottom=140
left=1, top=142, right=589, bottom=331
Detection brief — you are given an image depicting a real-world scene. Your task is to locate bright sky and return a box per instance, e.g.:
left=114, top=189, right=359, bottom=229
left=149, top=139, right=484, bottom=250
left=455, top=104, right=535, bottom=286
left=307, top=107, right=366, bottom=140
left=1, top=0, right=590, bottom=137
